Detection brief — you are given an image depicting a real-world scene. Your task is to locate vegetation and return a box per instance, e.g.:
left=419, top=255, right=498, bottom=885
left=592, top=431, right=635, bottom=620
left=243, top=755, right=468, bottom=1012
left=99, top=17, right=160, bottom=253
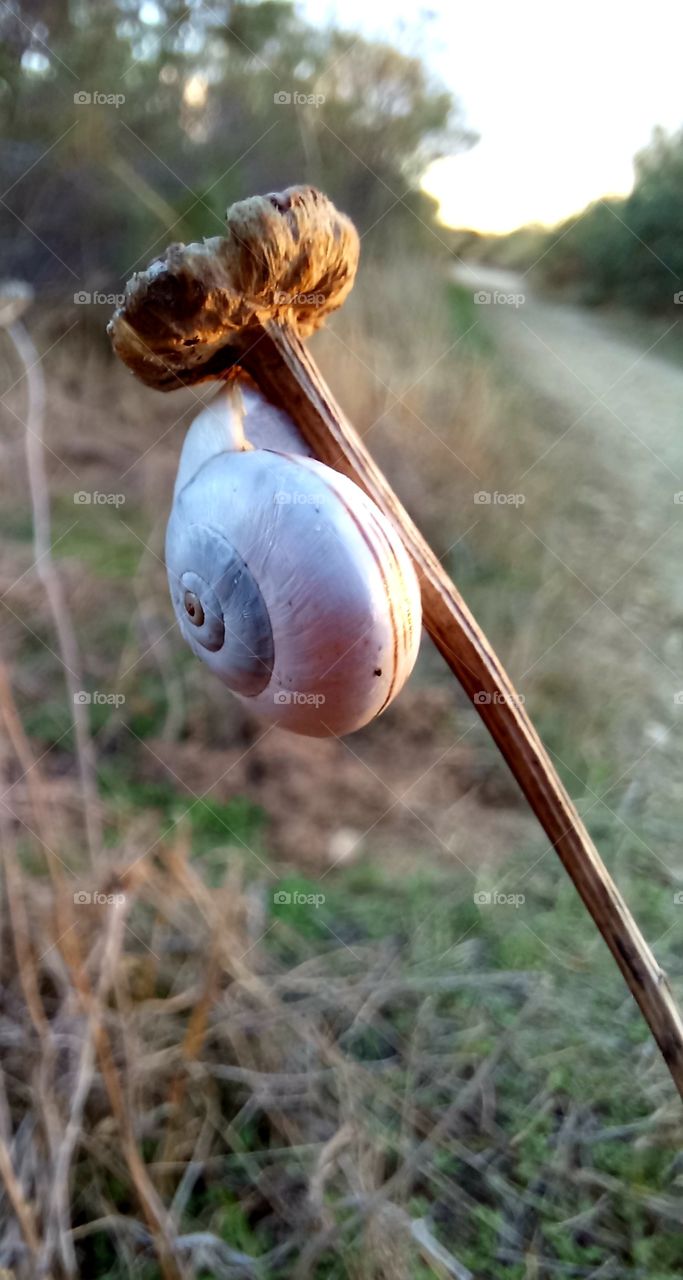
left=1, top=233, right=681, bottom=1274
left=0, top=0, right=472, bottom=293
left=470, top=127, right=683, bottom=315
left=1, top=2, right=682, bottom=1277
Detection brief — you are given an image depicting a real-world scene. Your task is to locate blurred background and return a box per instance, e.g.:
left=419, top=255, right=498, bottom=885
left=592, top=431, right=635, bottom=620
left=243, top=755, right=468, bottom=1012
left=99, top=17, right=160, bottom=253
left=1, top=2, right=683, bottom=1277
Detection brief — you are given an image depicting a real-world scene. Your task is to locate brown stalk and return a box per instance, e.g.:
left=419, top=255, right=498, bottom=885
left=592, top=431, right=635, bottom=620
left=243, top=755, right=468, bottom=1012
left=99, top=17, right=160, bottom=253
left=0, top=278, right=186, bottom=1272
left=4, top=310, right=102, bottom=864
left=108, top=185, right=683, bottom=1099
left=240, top=320, right=683, bottom=1097
left=0, top=670, right=184, bottom=1279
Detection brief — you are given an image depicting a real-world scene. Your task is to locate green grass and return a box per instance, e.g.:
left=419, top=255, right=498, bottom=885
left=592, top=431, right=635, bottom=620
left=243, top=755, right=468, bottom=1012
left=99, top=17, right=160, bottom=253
left=267, top=850, right=680, bottom=1277
left=6, top=258, right=683, bottom=1278
left=0, top=505, right=36, bottom=541
left=445, top=281, right=495, bottom=354
left=99, top=759, right=267, bottom=878
left=54, top=499, right=148, bottom=579
left=81, top=826, right=681, bottom=1278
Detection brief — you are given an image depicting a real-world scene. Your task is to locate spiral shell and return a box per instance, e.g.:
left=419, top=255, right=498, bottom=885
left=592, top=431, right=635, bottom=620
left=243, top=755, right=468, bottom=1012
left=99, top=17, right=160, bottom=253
left=166, top=386, right=422, bottom=737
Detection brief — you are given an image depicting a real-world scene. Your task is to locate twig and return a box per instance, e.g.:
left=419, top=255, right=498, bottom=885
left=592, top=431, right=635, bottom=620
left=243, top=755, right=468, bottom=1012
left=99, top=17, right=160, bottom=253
left=241, top=319, right=683, bottom=1099
left=4, top=314, right=101, bottom=864
left=0, top=657, right=184, bottom=1280
left=108, top=185, right=683, bottom=1098
left=401, top=1211, right=474, bottom=1280
left=0, top=1132, right=42, bottom=1263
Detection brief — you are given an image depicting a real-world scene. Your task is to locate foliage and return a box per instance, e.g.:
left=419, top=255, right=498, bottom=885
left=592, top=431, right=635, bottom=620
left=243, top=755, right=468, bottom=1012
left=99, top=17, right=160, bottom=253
left=475, top=126, right=683, bottom=314
left=1, top=50, right=682, bottom=1266
left=1, top=248, right=682, bottom=1275
left=0, top=0, right=471, bottom=294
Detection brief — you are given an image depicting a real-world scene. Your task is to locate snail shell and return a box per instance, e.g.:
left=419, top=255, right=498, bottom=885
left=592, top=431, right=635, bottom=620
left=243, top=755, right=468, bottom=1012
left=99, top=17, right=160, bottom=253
left=166, top=385, right=422, bottom=737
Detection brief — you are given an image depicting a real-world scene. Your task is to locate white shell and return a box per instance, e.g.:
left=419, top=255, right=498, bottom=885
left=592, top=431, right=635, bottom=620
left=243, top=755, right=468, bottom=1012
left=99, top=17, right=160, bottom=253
left=166, top=386, right=422, bottom=737
left=173, top=383, right=313, bottom=498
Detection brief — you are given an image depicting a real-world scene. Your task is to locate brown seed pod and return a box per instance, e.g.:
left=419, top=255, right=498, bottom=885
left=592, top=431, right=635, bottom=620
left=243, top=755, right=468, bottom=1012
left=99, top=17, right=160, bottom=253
left=108, top=185, right=359, bottom=391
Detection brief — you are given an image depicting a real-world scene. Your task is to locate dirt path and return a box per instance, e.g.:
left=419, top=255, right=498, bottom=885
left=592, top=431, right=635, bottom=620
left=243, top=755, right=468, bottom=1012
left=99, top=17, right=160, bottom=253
left=453, top=263, right=683, bottom=847
left=453, top=264, right=683, bottom=503
left=138, top=272, right=683, bottom=876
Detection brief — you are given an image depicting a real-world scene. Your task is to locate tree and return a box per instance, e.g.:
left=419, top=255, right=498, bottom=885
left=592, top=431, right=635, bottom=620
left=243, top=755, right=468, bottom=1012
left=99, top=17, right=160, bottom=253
left=0, top=0, right=472, bottom=294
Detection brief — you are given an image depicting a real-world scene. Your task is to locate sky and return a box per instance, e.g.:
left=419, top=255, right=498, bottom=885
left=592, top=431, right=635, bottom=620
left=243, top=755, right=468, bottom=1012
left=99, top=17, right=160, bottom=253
left=298, top=0, right=683, bottom=233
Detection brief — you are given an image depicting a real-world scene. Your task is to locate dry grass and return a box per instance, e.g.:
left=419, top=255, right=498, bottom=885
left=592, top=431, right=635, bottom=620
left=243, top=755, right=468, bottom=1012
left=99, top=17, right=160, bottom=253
left=0, top=250, right=682, bottom=1277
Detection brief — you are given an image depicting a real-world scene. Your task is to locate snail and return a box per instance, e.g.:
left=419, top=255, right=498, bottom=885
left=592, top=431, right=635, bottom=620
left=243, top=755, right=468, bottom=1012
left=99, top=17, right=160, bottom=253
left=110, top=186, right=423, bottom=737
left=166, top=380, right=422, bottom=737
left=109, top=186, right=683, bottom=1095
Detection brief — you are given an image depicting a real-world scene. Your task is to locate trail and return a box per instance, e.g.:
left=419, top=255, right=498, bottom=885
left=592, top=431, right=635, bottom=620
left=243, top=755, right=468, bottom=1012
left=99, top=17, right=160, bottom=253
left=453, top=263, right=683, bottom=496
left=453, top=262, right=683, bottom=847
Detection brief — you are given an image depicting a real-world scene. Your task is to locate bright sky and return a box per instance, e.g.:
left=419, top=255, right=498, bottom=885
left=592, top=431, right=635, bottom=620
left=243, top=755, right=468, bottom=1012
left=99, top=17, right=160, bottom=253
left=297, top=0, right=683, bottom=233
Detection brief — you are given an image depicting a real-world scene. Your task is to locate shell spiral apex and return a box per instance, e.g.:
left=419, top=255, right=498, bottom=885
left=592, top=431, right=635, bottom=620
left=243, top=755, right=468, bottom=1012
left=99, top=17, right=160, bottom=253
left=108, top=185, right=359, bottom=392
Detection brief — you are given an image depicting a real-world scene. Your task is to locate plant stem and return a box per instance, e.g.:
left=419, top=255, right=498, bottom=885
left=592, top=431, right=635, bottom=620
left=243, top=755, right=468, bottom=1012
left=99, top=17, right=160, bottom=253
left=237, top=318, right=683, bottom=1101
left=8, top=319, right=101, bottom=864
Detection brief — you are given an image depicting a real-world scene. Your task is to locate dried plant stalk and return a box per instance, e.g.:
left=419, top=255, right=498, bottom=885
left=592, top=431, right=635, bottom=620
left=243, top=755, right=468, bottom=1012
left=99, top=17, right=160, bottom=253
left=4, top=311, right=101, bottom=863
left=109, top=185, right=683, bottom=1099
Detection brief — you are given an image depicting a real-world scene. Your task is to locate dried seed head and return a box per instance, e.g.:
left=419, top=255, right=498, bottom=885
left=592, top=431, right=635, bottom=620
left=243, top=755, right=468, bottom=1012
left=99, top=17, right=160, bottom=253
left=108, top=185, right=359, bottom=391
left=0, top=280, right=33, bottom=329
